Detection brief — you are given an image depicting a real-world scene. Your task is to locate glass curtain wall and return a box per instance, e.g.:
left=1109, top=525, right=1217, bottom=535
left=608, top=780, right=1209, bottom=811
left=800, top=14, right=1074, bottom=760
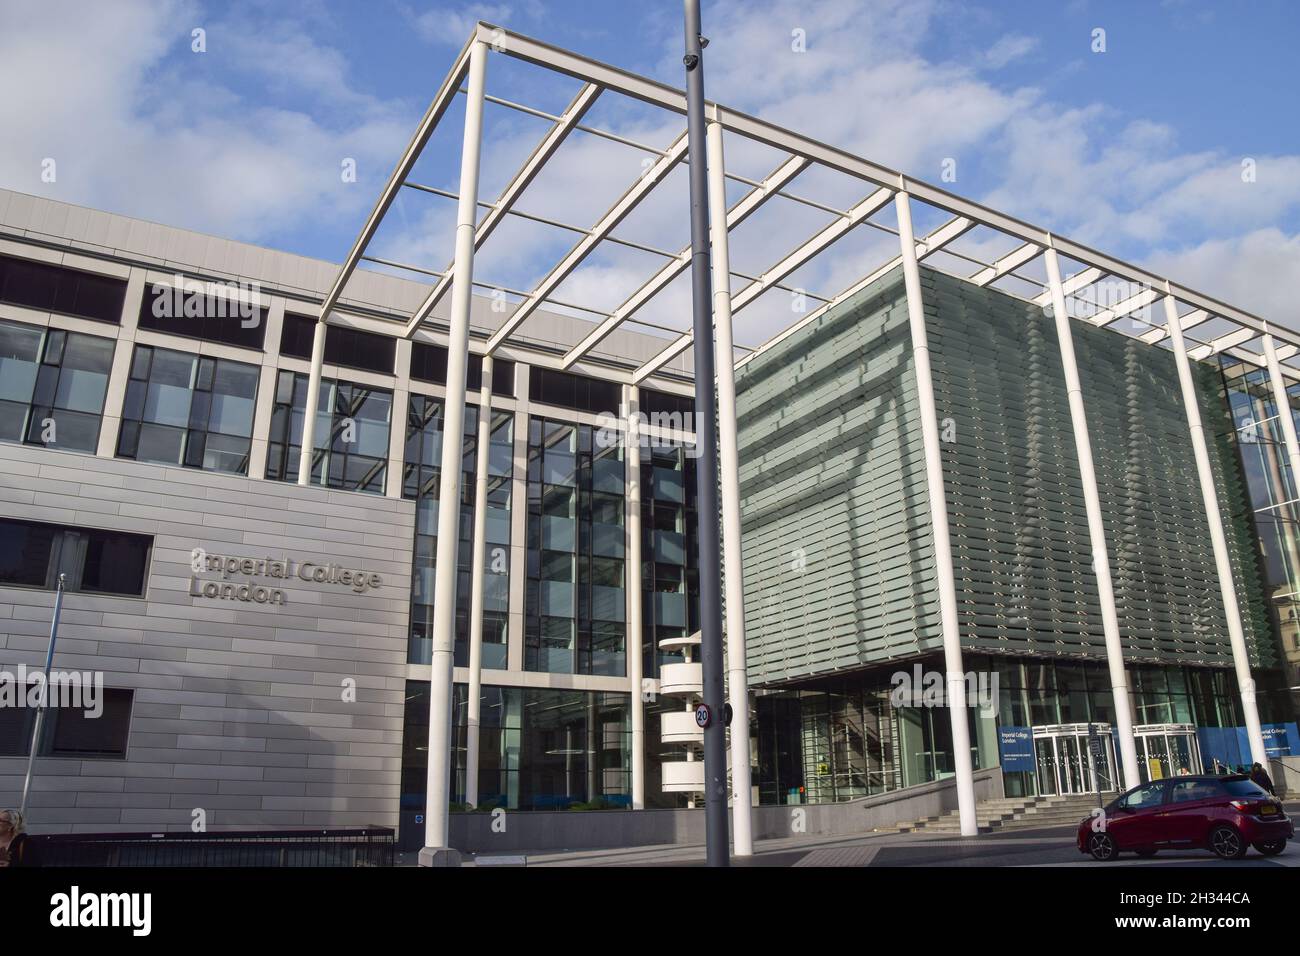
left=753, top=656, right=1247, bottom=805
left=405, top=396, right=473, bottom=666
left=1221, top=360, right=1300, bottom=717
left=399, top=680, right=631, bottom=841
left=525, top=418, right=626, bottom=676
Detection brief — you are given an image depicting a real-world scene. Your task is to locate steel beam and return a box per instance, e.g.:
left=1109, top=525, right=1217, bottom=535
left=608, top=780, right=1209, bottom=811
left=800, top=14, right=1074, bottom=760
left=1190, top=326, right=1257, bottom=360
left=706, top=119, right=753, bottom=856
left=1162, top=292, right=1270, bottom=769
left=402, top=83, right=602, bottom=338
left=322, top=38, right=474, bottom=326
left=1083, top=287, right=1161, bottom=328
left=561, top=153, right=808, bottom=368
left=969, top=241, right=1041, bottom=287
left=421, top=39, right=488, bottom=865
left=895, top=191, right=978, bottom=837
left=484, top=132, right=690, bottom=353
left=633, top=185, right=892, bottom=381
left=1045, top=246, right=1140, bottom=790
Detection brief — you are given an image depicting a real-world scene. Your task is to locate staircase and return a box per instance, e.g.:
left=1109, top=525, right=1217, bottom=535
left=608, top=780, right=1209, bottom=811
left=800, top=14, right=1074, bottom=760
left=879, top=793, right=1110, bottom=835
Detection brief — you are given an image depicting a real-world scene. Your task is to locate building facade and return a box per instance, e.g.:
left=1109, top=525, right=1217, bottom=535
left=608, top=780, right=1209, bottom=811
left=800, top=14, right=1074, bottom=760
left=0, top=177, right=1297, bottom=841
left=737, top=265, right=1298, bottom=805
left=0, top=189, right=701, bottom=838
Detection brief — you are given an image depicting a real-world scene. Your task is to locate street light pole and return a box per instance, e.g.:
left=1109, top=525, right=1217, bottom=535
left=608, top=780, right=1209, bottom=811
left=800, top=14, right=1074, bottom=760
left=682, top=0, right=729, bottom=867
left=20, top=572, right=66, bottom=820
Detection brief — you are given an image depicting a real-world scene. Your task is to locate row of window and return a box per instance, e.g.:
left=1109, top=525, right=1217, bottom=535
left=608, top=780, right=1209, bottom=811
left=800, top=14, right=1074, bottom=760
left=0, top=254, right=126, bottom=325
left=0, top=317, right=688, bottom=497
left=1, top=252, right=698, bottom=413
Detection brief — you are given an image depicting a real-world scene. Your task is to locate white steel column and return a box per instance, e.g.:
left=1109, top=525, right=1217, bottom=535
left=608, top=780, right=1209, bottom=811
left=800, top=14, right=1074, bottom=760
left=706, top=119, right=753, bottom=856
left=465, top=357, right=493, bottom=808
left=423, top=38, right=488, bottom=861
left=297, top=319, right=327, bottom=485
left=1044, top=246, right=1140, bottom=790
left=1263, top=330, right=1300, bottom=502
left=895, top=191, right=978, bottom=837
left=625, top=385, right=646, bottom=810
left=1163, top=292, right=1269, bottom=768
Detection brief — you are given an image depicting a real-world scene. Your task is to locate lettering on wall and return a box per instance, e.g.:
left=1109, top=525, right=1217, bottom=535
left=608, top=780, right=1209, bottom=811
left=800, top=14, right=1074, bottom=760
left=187, top=551, right=383, bottom=607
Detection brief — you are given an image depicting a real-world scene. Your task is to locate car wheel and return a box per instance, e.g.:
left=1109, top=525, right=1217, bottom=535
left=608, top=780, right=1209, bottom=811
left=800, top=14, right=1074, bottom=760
left=1210, top=825, right=1247, bottom=860
left=1252, top=839, right=1287, bottom=856
left=1135, top=849, right=1158, bottom=858
left=1088, top=833, right=1118, bottom=861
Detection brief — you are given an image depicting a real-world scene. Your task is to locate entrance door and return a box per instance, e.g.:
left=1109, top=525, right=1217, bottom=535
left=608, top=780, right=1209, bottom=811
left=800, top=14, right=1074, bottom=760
left=1035, top=737, right=1059, bottom=796
left=1031, top=724, right=1116, bottom=795
left=1134, top=724, right=1200, bottom=782
left=1058, top=735, right=1083, bottom=793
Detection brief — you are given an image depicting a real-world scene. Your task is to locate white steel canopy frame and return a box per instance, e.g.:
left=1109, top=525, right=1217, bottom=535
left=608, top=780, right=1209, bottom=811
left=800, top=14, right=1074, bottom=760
left=317, top=20, right=1292, bottom=851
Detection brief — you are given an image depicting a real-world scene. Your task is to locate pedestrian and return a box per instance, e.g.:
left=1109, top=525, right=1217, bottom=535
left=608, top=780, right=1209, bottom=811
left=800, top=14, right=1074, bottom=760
left=1250, top=762, right=1276, bottom=796
left=0, top=809, right=30, bottom=867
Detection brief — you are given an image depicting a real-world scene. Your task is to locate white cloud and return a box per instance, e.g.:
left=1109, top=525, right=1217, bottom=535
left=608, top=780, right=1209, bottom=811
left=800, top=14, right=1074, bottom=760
left=405, top=1, right=542, bottom=47
left=0, top=0, right=411, bottom=245
left=1146, top=228, right=1300, bottom=328
left=984, top=33, right=1039, bottom=69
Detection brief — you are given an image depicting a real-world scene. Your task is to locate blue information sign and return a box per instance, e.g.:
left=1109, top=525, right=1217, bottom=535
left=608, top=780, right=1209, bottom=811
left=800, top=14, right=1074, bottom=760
left=998, top=726, right=1034, bottom=772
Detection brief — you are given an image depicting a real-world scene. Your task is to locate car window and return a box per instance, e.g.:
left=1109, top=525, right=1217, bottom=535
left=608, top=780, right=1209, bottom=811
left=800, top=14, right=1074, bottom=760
left=1118, top=782, right=1165, bottom=810
left=1169, top=780, right=1220, bottom=803
left=1223, top=779, right=1269, bottom=798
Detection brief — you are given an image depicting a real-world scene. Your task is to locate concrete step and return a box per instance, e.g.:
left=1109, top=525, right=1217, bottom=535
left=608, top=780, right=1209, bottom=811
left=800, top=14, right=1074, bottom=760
left=887, top=791, right=1115, bottom=834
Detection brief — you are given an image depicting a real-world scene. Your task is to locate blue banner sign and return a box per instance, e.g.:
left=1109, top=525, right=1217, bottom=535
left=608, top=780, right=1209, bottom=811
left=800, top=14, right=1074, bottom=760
left=1197, top=722, right=1299, bottom=770
left=998, top=726, right=1035, bottom=772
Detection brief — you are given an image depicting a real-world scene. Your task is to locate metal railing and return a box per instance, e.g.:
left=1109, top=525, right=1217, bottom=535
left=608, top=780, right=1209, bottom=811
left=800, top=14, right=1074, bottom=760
left=27, top=827, right=395, bottom=867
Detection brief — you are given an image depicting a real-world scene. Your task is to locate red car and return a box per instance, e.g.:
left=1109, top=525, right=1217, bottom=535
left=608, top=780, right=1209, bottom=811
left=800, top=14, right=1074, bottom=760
left=1077, top=774, right=1292, bottom=861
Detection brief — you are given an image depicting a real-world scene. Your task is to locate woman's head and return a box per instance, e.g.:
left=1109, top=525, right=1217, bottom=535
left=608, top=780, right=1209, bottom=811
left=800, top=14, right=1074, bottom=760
left=0, top=809, right=23, bottom=835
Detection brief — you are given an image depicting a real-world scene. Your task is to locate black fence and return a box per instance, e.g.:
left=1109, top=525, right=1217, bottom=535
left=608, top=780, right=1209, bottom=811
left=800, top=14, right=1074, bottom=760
left=27, top=827, right=395, bottom=867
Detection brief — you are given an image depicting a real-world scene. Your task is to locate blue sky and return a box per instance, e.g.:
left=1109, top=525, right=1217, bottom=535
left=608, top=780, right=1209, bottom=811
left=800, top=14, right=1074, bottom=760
left=1, top=0, right=1298, bottom=345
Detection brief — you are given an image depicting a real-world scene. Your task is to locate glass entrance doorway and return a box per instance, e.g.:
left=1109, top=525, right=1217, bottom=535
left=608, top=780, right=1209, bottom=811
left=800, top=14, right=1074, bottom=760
left=1134, top=723, right=1201, bottom=782
left=1032, top=723, right=1118, bottom=795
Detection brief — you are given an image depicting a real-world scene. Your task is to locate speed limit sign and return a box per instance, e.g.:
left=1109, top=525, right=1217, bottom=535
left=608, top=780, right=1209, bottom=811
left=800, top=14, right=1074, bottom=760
left=694, top=703, right=712, bottom=728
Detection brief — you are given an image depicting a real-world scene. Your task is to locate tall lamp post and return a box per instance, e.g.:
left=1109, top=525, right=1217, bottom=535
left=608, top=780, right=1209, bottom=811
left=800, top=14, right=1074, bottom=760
left=682, top=0, right=729, bottom=867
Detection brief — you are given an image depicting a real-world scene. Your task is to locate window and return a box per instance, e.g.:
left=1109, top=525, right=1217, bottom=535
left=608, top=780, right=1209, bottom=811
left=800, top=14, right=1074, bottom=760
left=0, top=254, right=126, bottom=324
left=265, top=370, right=390, bottom=494
left=117, top=345, right=259, bottom=474
left=404, top=398, right=512, bottom=668
left=641, top=387, right=695, bottom=421
left=526, top=417, right=626, bottom=675
left=0, top=685, right=133, bottom=759
left=1223, top=778, right=1270, bottom=798
left=642, top=443, right=698, bottom=677
left=1169, top=780, right=1221, bottom=803
left=399, top=682, right=630, bottom=818
left=0, top=319, right=114, bottom=453
left=137, top=281, right=267, bottom=350
left=0, top=518, right=151, bottom=596
left=411, top=341, right=515, bottom=397
left=529, top=367, right=618, bottom=414
left=0, top=699, right=35, bottom=756
left=1117, top=782, right=1166, bottom=810
left=280, top=313, right=396, bottom=375
left=47, top=688, right=134, bottom=757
